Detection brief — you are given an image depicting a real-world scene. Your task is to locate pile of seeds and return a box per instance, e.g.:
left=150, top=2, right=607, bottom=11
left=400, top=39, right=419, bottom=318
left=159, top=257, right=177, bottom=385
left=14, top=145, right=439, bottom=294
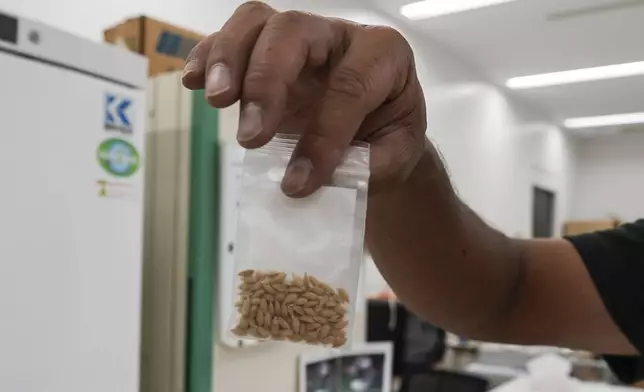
left=231, top=269, right=350, bottom=347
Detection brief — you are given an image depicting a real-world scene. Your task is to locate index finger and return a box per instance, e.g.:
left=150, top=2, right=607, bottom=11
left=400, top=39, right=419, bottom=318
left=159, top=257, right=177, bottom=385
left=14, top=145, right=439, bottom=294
left=181, top=1, right=276, bottom=104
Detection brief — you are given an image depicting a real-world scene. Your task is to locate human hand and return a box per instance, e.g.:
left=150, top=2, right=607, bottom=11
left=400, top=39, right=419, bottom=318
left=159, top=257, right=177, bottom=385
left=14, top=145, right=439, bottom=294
left=182, top=1, right=427, bottom=196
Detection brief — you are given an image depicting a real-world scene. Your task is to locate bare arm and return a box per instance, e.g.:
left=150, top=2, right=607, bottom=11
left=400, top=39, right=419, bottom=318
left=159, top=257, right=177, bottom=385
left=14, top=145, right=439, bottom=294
left=367, top=142, right=637, bottom=355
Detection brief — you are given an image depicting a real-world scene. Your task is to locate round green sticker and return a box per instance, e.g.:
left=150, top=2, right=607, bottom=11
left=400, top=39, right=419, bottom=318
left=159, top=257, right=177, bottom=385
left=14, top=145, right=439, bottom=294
left=97, top=138, right=140, bottom=177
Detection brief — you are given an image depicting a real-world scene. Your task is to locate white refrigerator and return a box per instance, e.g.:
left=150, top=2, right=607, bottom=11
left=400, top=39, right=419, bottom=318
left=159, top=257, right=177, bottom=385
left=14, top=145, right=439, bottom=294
left=0, top=11, right=147, bottom=392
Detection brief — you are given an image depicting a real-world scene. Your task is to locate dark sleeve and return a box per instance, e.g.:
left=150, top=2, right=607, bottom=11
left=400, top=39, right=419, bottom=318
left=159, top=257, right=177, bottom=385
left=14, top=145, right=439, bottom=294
left=565, top=220, right=644, bottom=384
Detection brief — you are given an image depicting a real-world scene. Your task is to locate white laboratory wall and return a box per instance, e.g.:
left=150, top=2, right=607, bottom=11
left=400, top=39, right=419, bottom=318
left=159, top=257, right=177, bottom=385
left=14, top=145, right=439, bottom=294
left=428, top=84, right=531, bottom=236
left=570, top=132, right=644, bottom=223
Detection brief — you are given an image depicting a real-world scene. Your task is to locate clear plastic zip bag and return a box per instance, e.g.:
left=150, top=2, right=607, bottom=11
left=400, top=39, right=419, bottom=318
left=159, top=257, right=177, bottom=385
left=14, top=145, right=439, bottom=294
left=227, top=135, right=369, bottom=349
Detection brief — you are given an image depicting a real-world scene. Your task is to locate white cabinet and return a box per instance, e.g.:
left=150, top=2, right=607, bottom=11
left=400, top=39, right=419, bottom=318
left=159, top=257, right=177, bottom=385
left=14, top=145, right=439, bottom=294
left=0, top=10, right=146, bottom=392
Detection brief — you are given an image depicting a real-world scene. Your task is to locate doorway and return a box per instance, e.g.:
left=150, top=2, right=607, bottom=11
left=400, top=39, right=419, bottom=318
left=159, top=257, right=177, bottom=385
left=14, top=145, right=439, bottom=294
left=532, top=187, right=556, bottom=238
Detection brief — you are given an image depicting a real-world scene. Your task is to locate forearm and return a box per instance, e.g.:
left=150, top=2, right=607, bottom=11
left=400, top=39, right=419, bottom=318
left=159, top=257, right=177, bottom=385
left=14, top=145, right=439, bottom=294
left=365, top=141, right=524, bottom=339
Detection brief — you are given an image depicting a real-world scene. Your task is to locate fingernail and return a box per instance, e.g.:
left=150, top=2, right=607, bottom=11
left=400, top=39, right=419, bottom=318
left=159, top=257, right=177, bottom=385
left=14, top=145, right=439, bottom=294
left=282, top=157, right=312, bottom=196
left=183, top=60, right=199, bottom=78
left=206, top=63, right=231, bottom=97
left=238, top=103, right=263, bottom=142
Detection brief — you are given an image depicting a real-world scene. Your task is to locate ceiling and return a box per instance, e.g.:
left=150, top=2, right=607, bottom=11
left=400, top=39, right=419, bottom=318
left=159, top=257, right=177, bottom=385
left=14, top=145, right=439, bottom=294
left=374, top=0, right=644, bottom=132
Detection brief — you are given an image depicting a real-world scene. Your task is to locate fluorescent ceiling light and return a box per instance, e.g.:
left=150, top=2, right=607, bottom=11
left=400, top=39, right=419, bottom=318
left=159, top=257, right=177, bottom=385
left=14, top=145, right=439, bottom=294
left=401, top=0, right=518, bottom=20
left=507, top=61, right=644, bottom=89
left=564, top=112, right=644, bottom=129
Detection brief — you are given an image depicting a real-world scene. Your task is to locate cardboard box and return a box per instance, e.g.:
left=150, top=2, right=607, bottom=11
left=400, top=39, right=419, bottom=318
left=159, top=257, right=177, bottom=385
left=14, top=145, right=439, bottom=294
left=104, top=16, right=203, bottom=77
left=562, top=219, right=621, bottom=236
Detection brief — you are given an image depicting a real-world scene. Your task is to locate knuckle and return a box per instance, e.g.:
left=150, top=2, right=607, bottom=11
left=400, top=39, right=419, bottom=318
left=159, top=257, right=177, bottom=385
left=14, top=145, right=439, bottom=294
left=328, top=66, right=371, bottom=102
left=236, top=1, right=273, bottom=15
left=266, top=11, right=330, bottom=56
left=272, top=10, right=309, bottom=27
left=381, top=26, right=407, bottom=43
left=367, top=25, right=411, bottom=52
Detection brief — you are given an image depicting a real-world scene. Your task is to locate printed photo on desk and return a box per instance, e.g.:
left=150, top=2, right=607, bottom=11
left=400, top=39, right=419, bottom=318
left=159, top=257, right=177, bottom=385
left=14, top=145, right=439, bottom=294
left=300, top=342, right=393, bottom=392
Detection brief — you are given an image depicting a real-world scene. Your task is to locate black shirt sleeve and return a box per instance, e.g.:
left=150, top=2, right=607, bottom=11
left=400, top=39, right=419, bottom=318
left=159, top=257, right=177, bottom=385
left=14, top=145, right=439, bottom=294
left=565, top=219, right=644, bottom=384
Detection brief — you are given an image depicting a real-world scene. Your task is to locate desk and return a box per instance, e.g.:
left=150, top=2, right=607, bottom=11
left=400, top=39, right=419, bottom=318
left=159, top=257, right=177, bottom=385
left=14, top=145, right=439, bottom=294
left=492, top=377, right=641, bottom=392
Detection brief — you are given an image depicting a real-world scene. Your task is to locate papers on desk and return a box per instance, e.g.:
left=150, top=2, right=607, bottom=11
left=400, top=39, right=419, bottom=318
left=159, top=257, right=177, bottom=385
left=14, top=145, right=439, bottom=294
left=492, top=378, right=642, bottom=392
left=491, top=354, right=638, bottom=392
